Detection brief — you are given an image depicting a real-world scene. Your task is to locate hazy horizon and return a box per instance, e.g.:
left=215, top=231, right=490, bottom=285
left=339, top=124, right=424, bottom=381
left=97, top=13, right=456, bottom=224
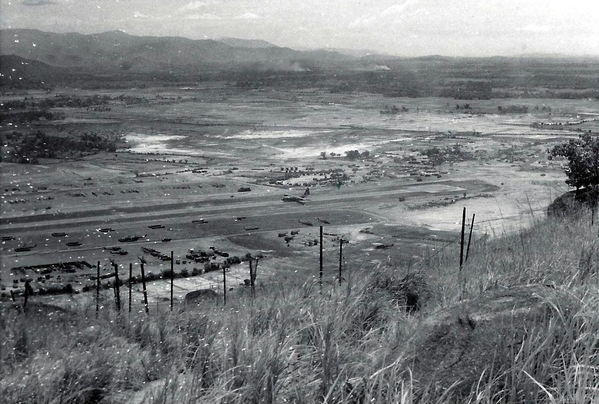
left=1, top=0, right=599, bottom=58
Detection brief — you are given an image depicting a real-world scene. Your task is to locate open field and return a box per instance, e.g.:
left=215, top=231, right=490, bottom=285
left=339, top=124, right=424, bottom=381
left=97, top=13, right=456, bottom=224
left=1, top=85, right=597, bottom=302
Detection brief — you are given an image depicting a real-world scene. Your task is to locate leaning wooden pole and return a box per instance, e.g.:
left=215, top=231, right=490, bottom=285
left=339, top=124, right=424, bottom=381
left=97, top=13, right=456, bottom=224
left=249, top=259, right=255, bottom=299
left=459, top=207, right=466, bottom=271
left=319, top=226, right=323, bottom=289
left=140, top=261, right=149, bottom=314
left=465, top=213, right=476, bottom=262
left=170, top=251, right=174, bottom=311
left=251, top=259, right=257, bottom=298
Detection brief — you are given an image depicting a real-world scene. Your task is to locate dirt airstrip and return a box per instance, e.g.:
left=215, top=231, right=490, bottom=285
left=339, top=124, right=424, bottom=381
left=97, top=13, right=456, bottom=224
left=2, top=86, right=597, bottom=304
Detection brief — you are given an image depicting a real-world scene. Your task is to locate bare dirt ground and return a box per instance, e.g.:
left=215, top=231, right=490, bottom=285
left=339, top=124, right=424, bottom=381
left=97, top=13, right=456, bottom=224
left=2, top=85, right=597, bottom=303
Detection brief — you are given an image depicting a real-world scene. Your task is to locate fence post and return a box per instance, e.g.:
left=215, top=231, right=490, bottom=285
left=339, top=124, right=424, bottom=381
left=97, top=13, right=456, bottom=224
left=465, top=213, right=476, bottom=262
left=319, top=226, right=323, bottom=290
left=140, top=260, right=149, bottom=314
left=96, top=260, right=100, bottom=317
left=170, top=250, right=174, bottom=311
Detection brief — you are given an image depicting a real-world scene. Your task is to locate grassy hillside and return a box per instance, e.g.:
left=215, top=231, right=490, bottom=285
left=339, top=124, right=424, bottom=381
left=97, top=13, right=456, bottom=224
left=1, top=208, right=598, bottom=403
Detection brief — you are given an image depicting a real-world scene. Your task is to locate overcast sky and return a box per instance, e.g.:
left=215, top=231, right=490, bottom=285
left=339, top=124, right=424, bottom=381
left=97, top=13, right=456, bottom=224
left=2, top=0, right=599, bottom=57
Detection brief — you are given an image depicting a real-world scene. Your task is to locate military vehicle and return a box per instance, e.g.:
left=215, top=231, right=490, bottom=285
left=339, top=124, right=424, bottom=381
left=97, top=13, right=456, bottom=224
left=110, top=250, right=128, bottom=255
left=118, top=234, right=146, bottom=243
left=14, top=243, right=37, bottom=252
left=282, top=195, right=305, bottom=204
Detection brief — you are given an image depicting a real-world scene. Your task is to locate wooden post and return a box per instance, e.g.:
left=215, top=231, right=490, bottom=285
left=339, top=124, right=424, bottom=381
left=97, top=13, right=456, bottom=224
left=249, top=258, right=258, bottom=298
left=23, top=280, right=29, bottom=308
left=319, top=226, right=323, bottom=289
left=222, top=264, right=227, bottom=306
left=338, top=238, right=343, bottom=284
left=459, top=207, right=466, bottom=271
left=96, top=260, right=100, bottom=317
left=465, top=213, right=476, bottom=262
left=170, top=251, right=174, bottom=311
left=113, top=262, right=121, bottom=312
left=249, top=259, right=254, bottom=298
left=140, top=260, right=149, bottom=314
left=128, top=263, right=132, bottom=313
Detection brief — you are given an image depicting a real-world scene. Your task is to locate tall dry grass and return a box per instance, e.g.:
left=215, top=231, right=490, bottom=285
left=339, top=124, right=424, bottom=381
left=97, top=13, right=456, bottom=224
left=1, top=208, right=598, bottom=403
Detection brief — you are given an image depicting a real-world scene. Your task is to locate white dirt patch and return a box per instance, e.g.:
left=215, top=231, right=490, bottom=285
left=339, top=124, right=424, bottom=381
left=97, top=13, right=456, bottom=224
left=218, top=129, right=329, bottom=140
left=413, top=184, right=467, bottom=193
left=124, top=133, right=190, bottom=154
left=267, top=138, right=414, bottom=159
left=393, top=166, right=564, bottom=235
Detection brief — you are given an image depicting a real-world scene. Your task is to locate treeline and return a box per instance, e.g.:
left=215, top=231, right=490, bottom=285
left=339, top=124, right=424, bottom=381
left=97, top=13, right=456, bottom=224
left=0, top=94, right=150, bottom=111
left=235, top=71, right=599, bottom=100
left=0, top=109, right=63, bottom=124
left=1, top=130, right=123, bottom=164
left=421, top=144, right=473, bottom=165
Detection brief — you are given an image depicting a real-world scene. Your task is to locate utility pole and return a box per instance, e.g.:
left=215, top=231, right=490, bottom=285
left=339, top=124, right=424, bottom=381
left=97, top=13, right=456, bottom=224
left=223, top=264, right=227, bottom=306
left=319, top=226, right=323, bottom=290
left=460, top=207, right=466, bottom=270
left=140, top=258, right=149, bottom=314
left=112, top=261, right=121, bottom=312
left=128, top=263, right=132, bottom=313
left=338, top=238, right=344, bottom=284
left=170, top=251, right=174, bottom=311
left=96, top=261, right=100, bottom=317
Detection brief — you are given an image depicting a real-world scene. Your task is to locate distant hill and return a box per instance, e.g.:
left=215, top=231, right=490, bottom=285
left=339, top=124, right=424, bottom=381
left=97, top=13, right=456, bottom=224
left=319, top=48, right=384, bottom=58
left=0, top=29, right=356, bottom=73
left=0, top=54, right=67, bottom=83
left=216, top=37, right=278, bottom=49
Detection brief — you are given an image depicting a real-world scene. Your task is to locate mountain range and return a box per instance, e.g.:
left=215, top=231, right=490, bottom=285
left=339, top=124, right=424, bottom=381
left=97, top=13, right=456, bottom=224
left=0, top=29, right=360, bottom=74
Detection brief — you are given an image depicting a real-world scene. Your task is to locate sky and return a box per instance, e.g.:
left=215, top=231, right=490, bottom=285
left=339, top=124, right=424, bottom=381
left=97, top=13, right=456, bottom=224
left=1, top=0, right=599, bottom=57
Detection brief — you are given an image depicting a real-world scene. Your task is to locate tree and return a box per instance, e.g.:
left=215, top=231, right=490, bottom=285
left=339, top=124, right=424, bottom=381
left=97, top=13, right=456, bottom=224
left=550, top=134, right=599, bottom=193
left=345, top=150, right=361, bottom=160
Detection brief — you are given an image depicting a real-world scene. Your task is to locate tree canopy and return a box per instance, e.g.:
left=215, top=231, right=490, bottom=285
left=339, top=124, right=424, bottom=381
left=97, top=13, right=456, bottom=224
left=549, top=134, right=599, bottom=191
